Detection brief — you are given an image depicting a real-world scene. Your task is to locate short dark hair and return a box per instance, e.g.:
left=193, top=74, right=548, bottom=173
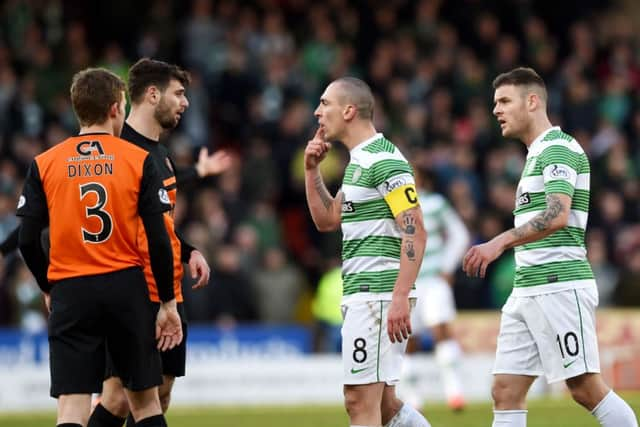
left=70, top=68, right=125, bottom=126
left=333, top=77, right=375, bottom=120
left=128, top=58, right=191, bottom=104
left=492, top=67, right=547, bottom=101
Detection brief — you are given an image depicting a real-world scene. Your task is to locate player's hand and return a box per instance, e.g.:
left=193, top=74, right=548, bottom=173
left=387, top=296, right=412, bottom=343
left=304, top=128, right=331, bottom=170
left=195, top=148, right=233, bottom=177
left=156, top=300, right=183, bottom=351
left=189, top=250, right=210, bottom=289
left=43, top=293, right=51, bottom=314
left=462, top=240, right=503, bottom=278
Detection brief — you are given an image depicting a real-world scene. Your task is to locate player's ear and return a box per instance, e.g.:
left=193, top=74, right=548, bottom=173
left=527, top=92, right=537, bottom=111
left=108, top=101, right=119, bottom=118
left=146, top=86, right=159, bottom=104
left=343, top=104, right=357, bottom=120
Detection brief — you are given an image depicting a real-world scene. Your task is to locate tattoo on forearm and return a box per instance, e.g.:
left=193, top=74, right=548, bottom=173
left=313, top=175, right=332, bottom=209
left=402, top=212, right=416, bottom=234
left=405, top=240, right=416, bottom=260
left=511, top=194, right=564, bottom=239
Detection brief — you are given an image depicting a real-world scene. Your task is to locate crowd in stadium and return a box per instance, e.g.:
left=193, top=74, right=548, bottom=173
left=0, top=0, right=639, bottom=335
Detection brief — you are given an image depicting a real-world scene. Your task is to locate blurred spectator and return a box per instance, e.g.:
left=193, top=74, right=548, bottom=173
left=587, top=228, right=618, bottom=307
left=10, top=263, right=46, bottom=333
left=206, top=245, right=257, bottom=325
left=253, top=247, right=306, bottom=324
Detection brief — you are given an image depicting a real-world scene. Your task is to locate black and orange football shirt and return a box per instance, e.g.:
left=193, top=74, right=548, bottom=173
left=17, top=133, right=171, bottom=282
left=121, top=123, right=185, bottom=303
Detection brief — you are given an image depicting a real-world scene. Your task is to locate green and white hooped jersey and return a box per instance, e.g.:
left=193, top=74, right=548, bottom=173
left=512, top=126, right=595, bottom=296
left=340, top=133, right=418, bottom=304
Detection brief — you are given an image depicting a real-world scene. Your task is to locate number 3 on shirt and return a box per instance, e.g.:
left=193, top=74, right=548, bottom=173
left=80, top=182, right=112, bottom=243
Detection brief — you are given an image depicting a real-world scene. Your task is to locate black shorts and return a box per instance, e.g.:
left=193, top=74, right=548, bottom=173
left=106, top=302, right=188, bottom=379
left=160, top=302, right=188, bottom=377
left=48, top=267, right=162, bottom=397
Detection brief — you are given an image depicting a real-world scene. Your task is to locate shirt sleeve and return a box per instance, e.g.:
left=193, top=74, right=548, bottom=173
left=16, top=160, right=48, bottom=222
left=371, top=159, right=419, bottom=217
left=138, top=154, right=173, bottom=217
left=538, top=145, right=579, bottom=197
left=19, top=216, right=50, bottom=293
left=177, top=232, right=196, bottom=263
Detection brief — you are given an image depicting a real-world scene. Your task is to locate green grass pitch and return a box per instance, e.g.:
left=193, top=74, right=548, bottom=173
left=1, top=393, right=638, bottom=426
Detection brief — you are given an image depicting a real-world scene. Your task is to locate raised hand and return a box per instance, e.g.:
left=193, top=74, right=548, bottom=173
left=304, top=127, right=332, bottom=170
left=195, top=148, right=233, bottom=177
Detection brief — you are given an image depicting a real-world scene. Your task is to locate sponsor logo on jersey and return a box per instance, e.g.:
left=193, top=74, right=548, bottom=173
left=158, top=188, right=171, bottom=204
left=342, top=201, right=355, bottom=212
left=76, top=140, right=105, bottom=156
left=550, top=164, right=570, bottom=179
left=350, top=367, right=367, bottom=374
left=516, top=191, right=530, bottom=207
left=17, top=195, right=25, bottom=209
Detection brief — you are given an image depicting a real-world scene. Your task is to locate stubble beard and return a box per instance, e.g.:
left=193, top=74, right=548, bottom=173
left=154, top=100, right=179, bottom=130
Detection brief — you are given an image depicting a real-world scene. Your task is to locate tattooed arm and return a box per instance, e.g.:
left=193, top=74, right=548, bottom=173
left=388, top=205, right=427, bottom=343
left=394, top=206, right=427, bottom=295
left=304, top=128, right=343, bottom=232
left=462, top=193, right=571, bottom=278
left=508, top=193, right=571, bottom=245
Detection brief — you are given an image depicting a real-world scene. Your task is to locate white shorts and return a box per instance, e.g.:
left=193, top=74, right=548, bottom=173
left=341, top=300, right=413, bottom=385
left=411, top=276, right=456, bottom=334
left=493, top=286, right=600, bottom=384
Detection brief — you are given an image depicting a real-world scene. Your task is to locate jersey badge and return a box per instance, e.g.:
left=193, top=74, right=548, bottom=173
left=158, top=188, right=171, bottom=204
left=352, top=167, right=362, bottom=183
left=549, top=164, right=570, bottom=180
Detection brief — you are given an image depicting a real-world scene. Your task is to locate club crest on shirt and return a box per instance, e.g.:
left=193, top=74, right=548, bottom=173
left=352, top=167, right=362, bottom=183
left=17, top=195, right=25, bottom=209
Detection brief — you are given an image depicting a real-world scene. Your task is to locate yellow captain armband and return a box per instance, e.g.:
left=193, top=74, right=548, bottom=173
left=384, top=184, right=419, bottom=217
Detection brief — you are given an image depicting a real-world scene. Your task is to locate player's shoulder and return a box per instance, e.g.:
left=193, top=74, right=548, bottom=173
left=357, top=136, right=409, bottom=168
left=106, top=134, right=151, bottom=155
left=533, top=128, right=585, bottom=157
